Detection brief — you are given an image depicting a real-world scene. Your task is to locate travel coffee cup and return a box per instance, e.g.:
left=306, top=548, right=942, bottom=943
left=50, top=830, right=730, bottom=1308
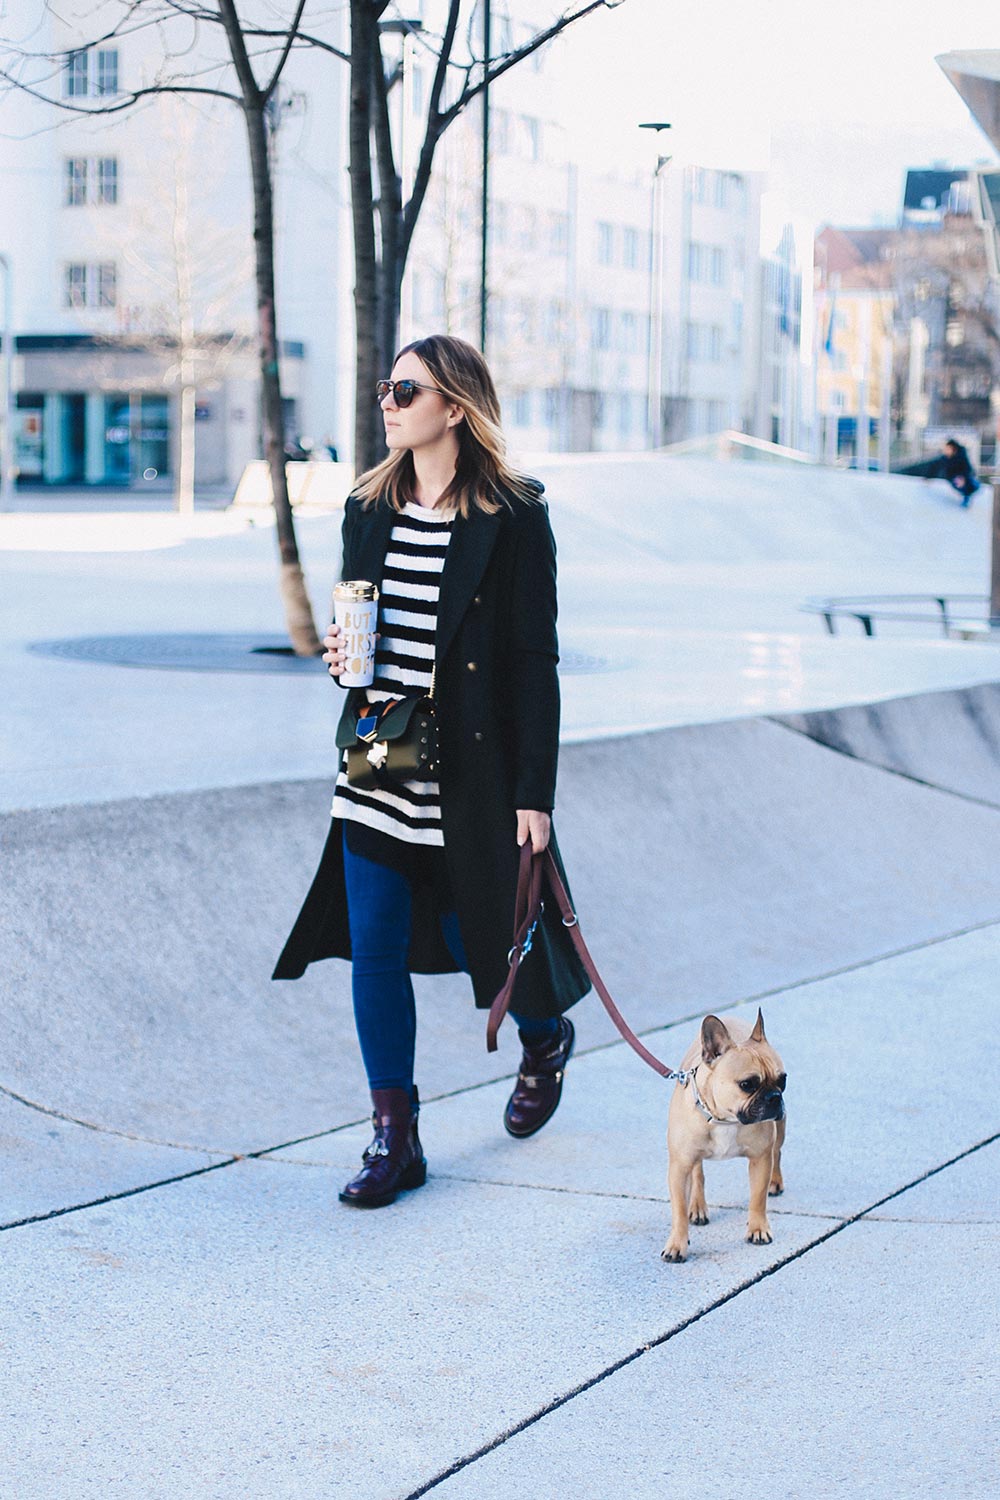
left=333, top=581, right=379, bottom=686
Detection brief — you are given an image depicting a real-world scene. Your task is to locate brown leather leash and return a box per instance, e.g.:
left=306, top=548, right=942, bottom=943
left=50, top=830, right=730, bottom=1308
left=487, top=843, right=691, bottom=1084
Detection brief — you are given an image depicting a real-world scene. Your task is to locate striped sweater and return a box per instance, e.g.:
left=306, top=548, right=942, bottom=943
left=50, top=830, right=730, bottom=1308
left=331, top=501, right=453, bottom=845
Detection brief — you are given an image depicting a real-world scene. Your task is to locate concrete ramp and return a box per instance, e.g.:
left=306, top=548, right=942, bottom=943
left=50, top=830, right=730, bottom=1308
left=777, top=681, right=1000, bottom=807
left=5, top=686, right=1000, bottom=1183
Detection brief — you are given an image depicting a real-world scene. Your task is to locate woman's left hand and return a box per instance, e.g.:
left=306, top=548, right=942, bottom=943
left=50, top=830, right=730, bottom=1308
left=516, top=810, right=551, bottom=853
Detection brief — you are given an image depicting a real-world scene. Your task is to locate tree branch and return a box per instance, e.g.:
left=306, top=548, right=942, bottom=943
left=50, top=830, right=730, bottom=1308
left=261, top=0, right=309, bottom=102
left=400, top=0, right=460, bottom=259
left=0, top=68, right=241, bottom=112
left=441, top=0, right=615, bottom=123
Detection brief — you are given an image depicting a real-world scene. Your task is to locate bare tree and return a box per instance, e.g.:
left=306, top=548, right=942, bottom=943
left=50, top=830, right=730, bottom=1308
left=81, top=99, right=253, bottom=511
left=347, top=0, right=625, bottom=469
left=2, top=1, right=628, bottom=617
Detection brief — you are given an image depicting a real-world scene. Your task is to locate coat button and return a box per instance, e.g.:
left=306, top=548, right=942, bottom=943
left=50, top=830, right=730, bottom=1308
left=473, top=595, right=482, bottom=605
left=474, top=731, right=484, bottom=742
left=466, top=660, right=477, bottom=672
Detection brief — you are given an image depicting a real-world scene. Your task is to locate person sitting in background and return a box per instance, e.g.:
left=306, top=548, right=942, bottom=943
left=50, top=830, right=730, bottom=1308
left=941, top=438, right=980, bottom=507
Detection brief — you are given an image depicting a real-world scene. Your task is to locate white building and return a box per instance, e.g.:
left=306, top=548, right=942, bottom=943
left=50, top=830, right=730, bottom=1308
left=0, top=1, right=803, bottom=488
left=0, top=1, right=352, bottom=491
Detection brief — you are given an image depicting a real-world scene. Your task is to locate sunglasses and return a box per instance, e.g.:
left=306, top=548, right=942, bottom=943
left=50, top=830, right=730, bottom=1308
left=375, top=378, right=444, bottom=408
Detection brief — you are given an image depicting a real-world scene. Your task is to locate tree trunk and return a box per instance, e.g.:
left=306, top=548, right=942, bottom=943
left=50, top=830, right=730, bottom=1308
left=243, top=96, right=321, bottom=655
left=350, top=0, right=383, bottom=475
left=177, top=382, right=196, bottom=514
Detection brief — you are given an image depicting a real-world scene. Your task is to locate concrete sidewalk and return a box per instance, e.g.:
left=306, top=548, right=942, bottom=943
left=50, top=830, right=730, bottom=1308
left=2, top=456, right=998, bottom=1496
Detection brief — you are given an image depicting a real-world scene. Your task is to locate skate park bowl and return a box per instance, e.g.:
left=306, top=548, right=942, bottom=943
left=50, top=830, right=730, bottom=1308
left=4, top=453, right=1000, bottom=1497
left=3, top=452, right=1000, bottom=1186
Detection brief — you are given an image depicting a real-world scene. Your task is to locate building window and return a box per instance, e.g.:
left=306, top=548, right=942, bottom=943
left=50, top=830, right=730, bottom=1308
left=623, top=227, right=639, bottom=269
left=65, top=158, right=88, bottom=206
left=591, top=307, right=611, bottom=350
left=510, top=389, right=532, bottom=426
left=597, top=222, right=614, bottom=266
left=65, top=264, right=88, bottom=308
left=708, top=325, right=723, bottom=362
left=544, top=299, right=566, bottom=346
left=619, top=311, right=638, bottom=353
left=686, top=242, right=705, bottom=282
left=97, top=262, right=117, bottom=307
left=64, top=262, right=117, bottom=308
left=520, top=116, right=541, bottom=162
left=545, top=387, right=561, bottom=426
left=491, top=108, right=510, bottom=155
left=489, top=296, right=508, bottom=342
left=618, top=393, right=636, bottom=435
left=548, top=211, right=570, bottom=256
left=685, top=320, right=700, bottom=360
left=514, top=204, right=537, bottom=251
left=63, top=46, right=119, bottom=99
left=97, top=157, right=118, bottom=204
left=710, top=247, right=726, bottom=286
left=65, top=51, right=89, bottom=97
left=96, top=49, right=119, bottom=97
left=65, top=156, right=119, bottom=206
left=490, top=199, right=508, bottom=248
left=513, top=297, right=535, bottom=341
left=714, top=173, right=728, bottom=210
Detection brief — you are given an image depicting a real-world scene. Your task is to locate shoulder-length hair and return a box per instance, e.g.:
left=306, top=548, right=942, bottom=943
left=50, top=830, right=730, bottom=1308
left=353, top=334, right=540, bottom=517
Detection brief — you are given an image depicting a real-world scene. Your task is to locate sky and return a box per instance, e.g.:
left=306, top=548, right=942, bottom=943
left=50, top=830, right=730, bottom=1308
left=550, top=0, right=1000, bottom=229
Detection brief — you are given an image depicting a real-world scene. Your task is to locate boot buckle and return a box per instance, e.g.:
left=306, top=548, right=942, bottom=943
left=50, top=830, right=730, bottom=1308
left=363, top=1137, right=390, bottom=1161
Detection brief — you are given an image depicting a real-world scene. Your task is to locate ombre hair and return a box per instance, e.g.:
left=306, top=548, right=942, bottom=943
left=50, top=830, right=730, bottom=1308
left=353, top=334, right=540, bottom=517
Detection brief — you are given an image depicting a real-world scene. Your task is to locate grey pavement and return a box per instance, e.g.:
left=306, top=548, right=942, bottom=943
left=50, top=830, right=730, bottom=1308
left=2, top=455, right=999, bottom=1497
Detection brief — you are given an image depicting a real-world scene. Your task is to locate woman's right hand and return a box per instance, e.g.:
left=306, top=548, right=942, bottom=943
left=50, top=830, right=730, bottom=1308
left=322, top=622, right=347, bottom=678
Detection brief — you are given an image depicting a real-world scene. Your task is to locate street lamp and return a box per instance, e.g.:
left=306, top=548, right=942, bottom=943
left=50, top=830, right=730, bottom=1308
left=0, top=252, right=13, bottom=509
left=639, top=123, right=671, bottom=448
left=480, top=1, right=492, bottom=353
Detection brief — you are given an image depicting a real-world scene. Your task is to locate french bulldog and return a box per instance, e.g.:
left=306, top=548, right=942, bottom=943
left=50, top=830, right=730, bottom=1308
left=661, top=1010, right=786, bottom=1263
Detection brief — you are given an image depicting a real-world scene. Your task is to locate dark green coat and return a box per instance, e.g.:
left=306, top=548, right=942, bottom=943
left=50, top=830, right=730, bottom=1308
left=272, top=488, right=591, bottom=1020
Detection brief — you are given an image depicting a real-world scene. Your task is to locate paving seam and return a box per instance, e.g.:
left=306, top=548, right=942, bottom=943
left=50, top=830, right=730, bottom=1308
left=766, top=715, right=1000, bottom=812
left=401, top=1129, right=1000, bottom=1500
left=0, top=1159, right=238, bottom=1233
left=3, top=906, right=995, bottom=1188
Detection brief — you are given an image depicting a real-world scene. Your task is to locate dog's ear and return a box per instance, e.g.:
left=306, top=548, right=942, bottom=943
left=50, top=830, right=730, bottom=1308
left=701, top=1015, right=733, bottom=1062
left=749, top=1008, right=766, bottom=1043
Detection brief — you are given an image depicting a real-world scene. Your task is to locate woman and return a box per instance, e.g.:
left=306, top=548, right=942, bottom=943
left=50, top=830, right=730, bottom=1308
left=273, top=335, right=590, bottom=1208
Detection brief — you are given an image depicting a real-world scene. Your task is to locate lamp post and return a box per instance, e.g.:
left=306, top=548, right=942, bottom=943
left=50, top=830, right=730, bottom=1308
left=640, top=122, right=671, bottom=448
left=480, top=1, right=492, bottom=353
left=0, top=252, right=13, bottom=509
left=379, top=18, right=424, bottom=348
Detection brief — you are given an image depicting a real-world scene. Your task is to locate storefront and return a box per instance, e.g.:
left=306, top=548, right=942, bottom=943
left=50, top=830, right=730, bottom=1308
left=11, top=333, right=303, bottom=490
left=15, top=390, right=171, bottom=486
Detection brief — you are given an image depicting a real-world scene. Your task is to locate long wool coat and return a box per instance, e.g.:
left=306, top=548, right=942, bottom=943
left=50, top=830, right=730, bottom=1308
left=272, top=486, right=592, bottom=1021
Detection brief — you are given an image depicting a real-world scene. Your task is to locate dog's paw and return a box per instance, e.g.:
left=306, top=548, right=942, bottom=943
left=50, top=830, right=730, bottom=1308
left=689, top=1207, right=709, bottom=1226
left=746, top=1224, right=773, bottom=1245
left=768, top=1180, right=784, bottom=1197
left=660, top=1242, right=688, bottom=1263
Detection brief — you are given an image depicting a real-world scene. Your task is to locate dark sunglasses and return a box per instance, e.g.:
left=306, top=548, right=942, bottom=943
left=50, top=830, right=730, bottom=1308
left=375, top=378, right=443, bottom=408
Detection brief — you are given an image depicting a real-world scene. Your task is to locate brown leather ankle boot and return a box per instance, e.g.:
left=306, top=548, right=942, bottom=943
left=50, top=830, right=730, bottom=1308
left=339, top=1087, right=427, bottom=1208
left=504, top=1017, right=575, bottom=1138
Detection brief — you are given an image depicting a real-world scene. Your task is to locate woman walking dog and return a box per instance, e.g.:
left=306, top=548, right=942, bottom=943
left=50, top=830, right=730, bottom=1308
left=273, top=335, right=589, bottom=1207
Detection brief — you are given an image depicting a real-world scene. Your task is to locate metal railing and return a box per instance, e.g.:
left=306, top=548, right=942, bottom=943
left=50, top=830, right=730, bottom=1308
left=802, top=593, right=994, bottom=638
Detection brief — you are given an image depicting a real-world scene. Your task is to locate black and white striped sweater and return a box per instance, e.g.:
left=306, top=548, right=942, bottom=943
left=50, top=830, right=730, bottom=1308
left=331, top=501, right=453, bottom=845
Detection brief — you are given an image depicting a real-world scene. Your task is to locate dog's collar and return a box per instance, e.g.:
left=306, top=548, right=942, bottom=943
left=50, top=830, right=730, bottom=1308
left=687, top=1065, right=738, bottom=1126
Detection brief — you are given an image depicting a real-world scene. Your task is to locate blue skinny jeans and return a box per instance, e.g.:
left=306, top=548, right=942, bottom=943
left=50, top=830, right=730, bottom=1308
left=342, top=828, right=560, bottom=1091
